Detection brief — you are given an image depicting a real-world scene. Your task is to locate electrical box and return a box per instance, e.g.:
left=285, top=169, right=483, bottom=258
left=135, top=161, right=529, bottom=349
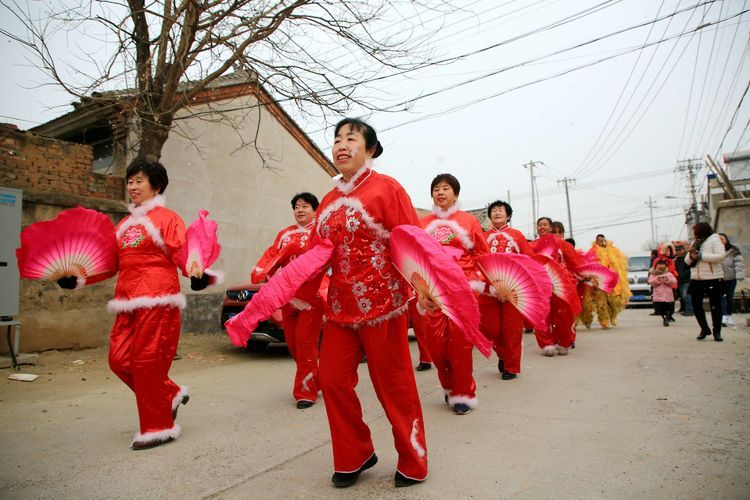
left=0, top=187, right=22, bottom=317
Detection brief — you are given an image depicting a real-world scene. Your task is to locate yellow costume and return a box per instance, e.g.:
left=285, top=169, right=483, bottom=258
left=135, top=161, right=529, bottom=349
left=583, top=239, right=631, bottom=328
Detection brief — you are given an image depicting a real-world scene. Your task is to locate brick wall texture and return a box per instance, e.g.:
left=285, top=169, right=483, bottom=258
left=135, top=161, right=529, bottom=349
left=0, top=122, right=123, bottom=200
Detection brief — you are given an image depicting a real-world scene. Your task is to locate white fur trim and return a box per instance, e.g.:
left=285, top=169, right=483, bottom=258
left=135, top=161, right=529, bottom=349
left=128, top=194, right=166, bottom=217
left=542, top=345, right=556, bottom=356
left=410, top=418, right=426, bottom=458
left=75, top=276, right=86, bottom=290
left=448, top=394, right=478, bottom=409
left=290, top=297, right=312, bottom=311
left=431, top=201, right=462, bottom=219
left=424, top=219, right=474, bottom=250
left=204, top=268, right=225, bottom=286
left=301, top=372, right=314, bottom=393
left=107, top=293, right=186, bottom=313
left=317, top=197, right=391, bottom=241
left=469, top=280, right=486, bottom=294
left=131, top=423, right=181, bottom=446
left=336, top=167, right=372, bottom=195
left=253, top=266, right=263, bottom=273
left=276, top=226, right=311, bottom=249
left=117, top=215, right=167, bottom=252
left=172, top=385, right=189, bottom=410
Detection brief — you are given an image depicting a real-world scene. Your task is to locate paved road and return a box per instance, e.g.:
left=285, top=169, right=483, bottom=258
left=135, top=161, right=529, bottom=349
left=1, top=309, right=748, bottom=499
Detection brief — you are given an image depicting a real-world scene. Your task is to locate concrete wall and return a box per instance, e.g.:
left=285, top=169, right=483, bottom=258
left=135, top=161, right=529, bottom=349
left=0, top=123, right=128, bottom=353
left=162, top=96, right=332, bottom=331
left=155, top=94, right=335, bottom=332
left=714, top=198, right=750, bottom=263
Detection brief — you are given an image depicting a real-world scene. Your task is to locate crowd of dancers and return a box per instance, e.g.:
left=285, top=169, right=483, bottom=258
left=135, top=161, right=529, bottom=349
left=18, top=117, right=635, bottom=489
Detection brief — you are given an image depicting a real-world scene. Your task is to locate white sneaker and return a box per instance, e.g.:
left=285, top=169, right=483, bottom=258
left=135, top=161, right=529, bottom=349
left=722, top=315, right=728, bottom=327
left=726, top=316, right=735, bottom=326
left=542, top=345, right=556, bottom=357
left=556, top=346, right=569, bottom=356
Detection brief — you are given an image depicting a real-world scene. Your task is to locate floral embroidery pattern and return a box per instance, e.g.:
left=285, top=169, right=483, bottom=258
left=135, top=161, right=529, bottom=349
left=121, top=226, right=145, bottom=249
left=345, top=217, right=360, bottom=233
left=432, top=225, right=455, bottom=245
left=338, top=243, right=351, bottom=258
left=357, top=297, right=372, bottom=314
left=352, top=281, right=367, bottom=296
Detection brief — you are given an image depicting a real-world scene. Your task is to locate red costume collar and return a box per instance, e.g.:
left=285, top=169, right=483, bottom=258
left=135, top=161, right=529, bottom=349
left=336, top=166, right=372, bottom=195
left=431, top=202, right=461, bottom=219
left=128, top=194, right=166, bottom=217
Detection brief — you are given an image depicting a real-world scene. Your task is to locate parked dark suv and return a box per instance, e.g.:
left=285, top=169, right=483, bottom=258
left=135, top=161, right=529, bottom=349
left=221, top=282, right=285, bottom=349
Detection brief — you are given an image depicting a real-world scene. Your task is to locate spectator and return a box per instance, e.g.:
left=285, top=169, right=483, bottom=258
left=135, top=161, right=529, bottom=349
left=648, top=259, right=677, bottom=326
left=674, top=245, right=693, bottom=316
left=685, top=222, right=725, bottom=342
left=718, top=233, right=745, bottom=327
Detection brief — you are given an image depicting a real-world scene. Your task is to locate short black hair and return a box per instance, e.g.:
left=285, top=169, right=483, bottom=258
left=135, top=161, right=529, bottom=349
left=565, top=238, right=576, bottom=247
left=596, top=234, right=605, bottom=239
left=656, top=258, right=668, bottom=266
left=431, top=173, right=461, bottom=196
left=126, top=158, right=169, bottom=194
left=334, top=118, right=383, bottom=158
left=551, top=221, right=565, bottom=233
left=693, top=222, right=714, bottom=241
left=719, top=232, right=734, bottom=250
left=537, top=216, right=552, bottom=225
left=291, top=192, right=319, bottom=211
left=487, top=200, right=513, bottom=220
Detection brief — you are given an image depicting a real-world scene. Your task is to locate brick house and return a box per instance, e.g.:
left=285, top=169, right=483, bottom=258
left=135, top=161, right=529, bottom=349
left=2, top=71, right=337, bottom=352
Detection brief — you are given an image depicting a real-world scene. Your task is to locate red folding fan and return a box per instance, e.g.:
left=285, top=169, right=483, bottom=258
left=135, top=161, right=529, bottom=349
left=175, top=210, right=223, bottom=284
left=16, top=206, right=118, bottom=288
left=477, top=253, right=552, bottom=331
left=574, top=263, right=619, bottom=293
left=533, top=254, right=581, bottom=316
left=390, top=225, right=491, bottom=358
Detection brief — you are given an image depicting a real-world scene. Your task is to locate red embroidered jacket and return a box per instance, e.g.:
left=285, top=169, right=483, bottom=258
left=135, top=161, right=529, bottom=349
left=314, top=168, right=420, bottom=326
left=251, top=222, right=313, bottom=284
left=420, top=207, right=490, bottom=293
left=484, top=224, right=535, bottom=257
left=109, top=195, right=187, bottom=313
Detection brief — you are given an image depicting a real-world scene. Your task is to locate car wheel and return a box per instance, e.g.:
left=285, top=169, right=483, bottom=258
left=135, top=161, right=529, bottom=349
left=246, top=339, right=268, bottom=352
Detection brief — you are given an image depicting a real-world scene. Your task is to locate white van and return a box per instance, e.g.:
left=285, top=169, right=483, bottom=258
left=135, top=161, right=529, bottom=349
left=627, top=254, right=652, bottom=305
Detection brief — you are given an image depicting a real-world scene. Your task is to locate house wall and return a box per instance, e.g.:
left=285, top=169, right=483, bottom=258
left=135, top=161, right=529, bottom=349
left=0, top=123, right=127, bottom=353
left=156, top=95, right=335, bottom=332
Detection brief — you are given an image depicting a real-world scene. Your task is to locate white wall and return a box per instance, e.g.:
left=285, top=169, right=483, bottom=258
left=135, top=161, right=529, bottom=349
left=159, top=94, right=334, bottom=287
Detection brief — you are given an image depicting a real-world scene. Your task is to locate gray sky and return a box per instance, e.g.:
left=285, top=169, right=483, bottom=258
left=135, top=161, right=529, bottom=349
left=1, top=0, right=749, bottom=255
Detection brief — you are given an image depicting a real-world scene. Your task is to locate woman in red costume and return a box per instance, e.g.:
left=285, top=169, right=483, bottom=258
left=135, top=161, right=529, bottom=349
left=314, top=118, right=427, bottom=488
left=480, top=200, right=535, bottom=380
left=531, top=218, right=583, bottom=357
left=108, top=158, right=206, bottom=450
left=251, top=192, right=324, bottom=409
left=418, top=173, right=489, bottom=414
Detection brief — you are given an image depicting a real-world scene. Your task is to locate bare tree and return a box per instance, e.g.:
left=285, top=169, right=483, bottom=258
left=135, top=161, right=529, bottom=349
left=1, top=0, right=454, bottom=160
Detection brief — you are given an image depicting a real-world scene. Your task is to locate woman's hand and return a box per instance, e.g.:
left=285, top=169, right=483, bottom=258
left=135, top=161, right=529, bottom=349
left=417, top=292, right=439, bottom=313
left=688, top=249, right=699, bottom=260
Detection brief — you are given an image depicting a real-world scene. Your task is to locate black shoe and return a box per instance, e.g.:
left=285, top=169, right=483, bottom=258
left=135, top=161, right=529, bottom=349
left=395, top=471, right=422, bottom=488
left=296, top=400, right=314, bottom=409
left=331, top=454, right=378, bottom=488
left=172, top=394, right=190, bottom=420
left=697, top=329, right=711, bottom=340
left=668, top=316, right=675, bottom=322
left=444, top=394, right=449, bottom=405
left=571, top=341, right=576, bottom=349
left=663, top=318, right=669, bottom=327
left=454, top=403, right=471, bottom=415
left=714, top=335, right=723, bottom=342
left=649, top=312, right=658, bottom=316
left=415, top=362, right=432, bottom=371
left=501, top=372, right=517, bottom=380
left=131, top=437, right=174, bottom=450
left=497, top=359, right=505, bottom=373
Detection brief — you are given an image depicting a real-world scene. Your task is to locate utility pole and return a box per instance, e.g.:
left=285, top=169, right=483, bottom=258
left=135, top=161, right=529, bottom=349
left=557, top=177, right=576, bottom=238
left=523, top=161, right=540, bottom=235
left=676, top=159, right=701, bottom=224
left=645, top=195, right=657, bottom=244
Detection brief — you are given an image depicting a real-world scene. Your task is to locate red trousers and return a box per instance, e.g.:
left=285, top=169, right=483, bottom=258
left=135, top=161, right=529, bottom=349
left=319, top=313, right=428, bottom=480
left=282, top=300, right=323, bottom=403
left=109, top=306, right=182, bottom=439
left=535, top=295, right=576, bottom=349
left=423, top=311, right=476, bottom=407
left=479, top=296, right=524, bottom=374
left=407, top=298, right=432, bottom=364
